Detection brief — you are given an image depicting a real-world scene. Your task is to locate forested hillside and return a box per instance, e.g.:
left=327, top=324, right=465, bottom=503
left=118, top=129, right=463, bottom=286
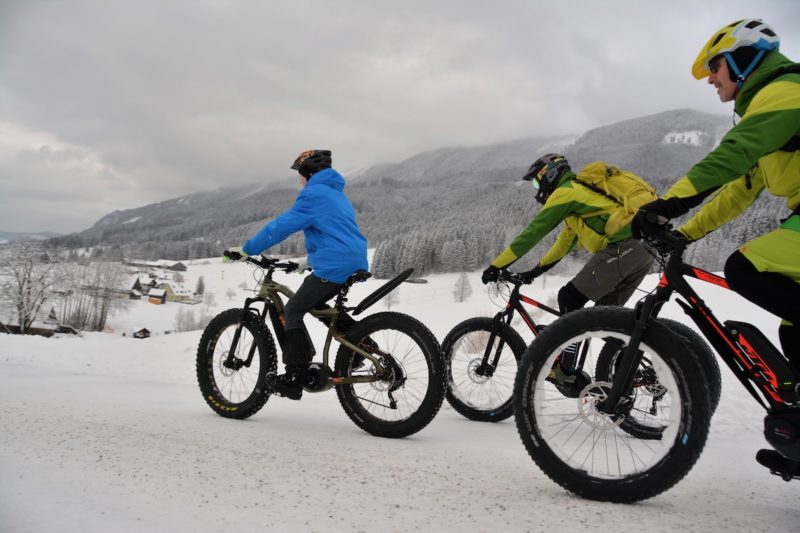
left=45, top=109, right=787, bottom=275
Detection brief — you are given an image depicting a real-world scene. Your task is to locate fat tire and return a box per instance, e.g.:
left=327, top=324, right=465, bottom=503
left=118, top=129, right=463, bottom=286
left=661, top=318, right=721, bottom=414
left=442, top=317, right=525, bottom=422
left=514, top=307, right=711, bottom=503
left=196, top=308, right=277, bottom=419
left=594, top=318, right=721, bottom=440
left=335, top=312, right=445, bottom=438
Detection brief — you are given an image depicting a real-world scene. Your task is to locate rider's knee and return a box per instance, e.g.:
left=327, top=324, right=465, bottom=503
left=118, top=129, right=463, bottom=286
left=558, top=282, right=590, bottom=314
left=724, top=250, right=759, bottom=294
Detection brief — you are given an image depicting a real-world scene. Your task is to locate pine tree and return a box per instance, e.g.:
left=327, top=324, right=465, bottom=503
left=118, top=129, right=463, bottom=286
left=196, top=275, right=206, bottom=296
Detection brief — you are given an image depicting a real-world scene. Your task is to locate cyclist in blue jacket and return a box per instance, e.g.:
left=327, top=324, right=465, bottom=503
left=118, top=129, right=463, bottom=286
left=239, top=149, right=368, bottom=399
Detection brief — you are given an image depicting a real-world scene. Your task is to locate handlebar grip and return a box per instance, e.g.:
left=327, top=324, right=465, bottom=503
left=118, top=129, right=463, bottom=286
left=223, top=249, right=243, bottom=261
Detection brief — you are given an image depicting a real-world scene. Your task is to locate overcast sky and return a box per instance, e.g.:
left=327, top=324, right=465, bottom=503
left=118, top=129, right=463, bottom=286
left=1, top=1, right=798, bottom=234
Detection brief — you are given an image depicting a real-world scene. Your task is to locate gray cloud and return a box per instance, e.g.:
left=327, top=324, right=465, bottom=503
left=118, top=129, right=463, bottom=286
left=1, top=0, right=798, bottom=232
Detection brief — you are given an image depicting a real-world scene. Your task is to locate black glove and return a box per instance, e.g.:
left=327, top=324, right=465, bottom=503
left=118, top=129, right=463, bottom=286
left=668, top=229, right=690, bottom=243
left=518, top=263, right=550, bottom=284
left=223, top=248, right=247, bottom=262
left=481, top=265, right=501, bottom=284
left=632, top=209, right=670, bottom=239
left=632, top=196, right=700, bottom=239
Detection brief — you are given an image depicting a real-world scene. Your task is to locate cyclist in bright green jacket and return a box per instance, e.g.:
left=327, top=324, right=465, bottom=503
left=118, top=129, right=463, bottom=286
left=631, top=19, right=799, bottom=474
left=482, top=154, right=654, bottom=315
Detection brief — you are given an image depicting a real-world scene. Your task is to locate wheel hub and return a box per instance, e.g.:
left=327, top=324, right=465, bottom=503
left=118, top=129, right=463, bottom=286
left=467, top=358, right=491, bottom=384
left=578, top=381, right=625, bottom=430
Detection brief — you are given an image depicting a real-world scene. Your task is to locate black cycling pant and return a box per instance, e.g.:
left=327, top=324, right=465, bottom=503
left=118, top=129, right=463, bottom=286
left=725, top=250, right=800, bottom=369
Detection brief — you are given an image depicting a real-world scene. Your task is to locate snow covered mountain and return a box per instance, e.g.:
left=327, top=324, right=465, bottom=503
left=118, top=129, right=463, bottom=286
left=45, top=108, right=784, bottom=272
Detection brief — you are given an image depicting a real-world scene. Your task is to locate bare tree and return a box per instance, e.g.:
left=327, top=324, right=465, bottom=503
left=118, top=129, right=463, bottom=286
left=55, top=261, right=129, bottom=331
left=225, top=288, right=236, bottom=300
left=0, top=244, right=60, bottom=333
left=384, top=287, right=400, bottom=310
left=452, top=272, right=473, bottom=303
left=203, top=291, right=216, bottom=311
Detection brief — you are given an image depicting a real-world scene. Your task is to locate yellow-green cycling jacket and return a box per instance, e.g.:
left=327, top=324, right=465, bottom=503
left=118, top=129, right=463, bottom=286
left=491, top=174, right=634, bottom=269
left=669, top=51, right=800, bottom=240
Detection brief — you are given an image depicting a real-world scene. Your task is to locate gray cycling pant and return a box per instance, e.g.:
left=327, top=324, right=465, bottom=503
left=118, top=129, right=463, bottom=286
left=570, top=238, right=654, bottom=306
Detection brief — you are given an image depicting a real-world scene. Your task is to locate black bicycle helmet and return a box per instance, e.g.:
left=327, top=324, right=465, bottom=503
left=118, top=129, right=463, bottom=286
left=291, top=149, right=332, bottom=178
left=522, top=153, right=571, bottom=204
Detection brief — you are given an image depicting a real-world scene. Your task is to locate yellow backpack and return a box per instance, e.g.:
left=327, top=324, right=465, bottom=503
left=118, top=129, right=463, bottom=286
left=574, top=161, right=658, bottom=237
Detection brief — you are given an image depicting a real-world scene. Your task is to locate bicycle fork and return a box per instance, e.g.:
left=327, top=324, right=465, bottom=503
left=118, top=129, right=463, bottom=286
left=475, top=313, right=514, bottom=377
left=598, top=293, right=659, bottom=416
left=223, top=297, right=271, bottom=370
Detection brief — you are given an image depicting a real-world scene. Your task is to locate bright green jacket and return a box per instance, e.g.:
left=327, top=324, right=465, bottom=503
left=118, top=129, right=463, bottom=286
left=491, top=173, right=633, bottom=269
left=668, top=51, right=800, bottom=240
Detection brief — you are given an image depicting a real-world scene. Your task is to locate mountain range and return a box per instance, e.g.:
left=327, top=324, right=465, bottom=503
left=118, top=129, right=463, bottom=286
left=0, top=230, right=63, bottom=244
left=44, top=108, right=786, bottom=272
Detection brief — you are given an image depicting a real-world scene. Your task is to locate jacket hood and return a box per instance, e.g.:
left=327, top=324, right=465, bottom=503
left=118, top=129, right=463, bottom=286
left=735, top=50, right=796, bottom=116
left=308, top=168, right=345, bottom=192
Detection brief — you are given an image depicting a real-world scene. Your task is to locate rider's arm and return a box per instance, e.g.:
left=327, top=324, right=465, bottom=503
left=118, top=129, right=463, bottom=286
left=666, top=81, right=800, bottom=200
left=676, top=173, right=766, bottom=240
left=243, top=189, right=315, bottom=256
left=539, top=225, right=578, bottom=268
left=490, top=188, right=576, bottom=269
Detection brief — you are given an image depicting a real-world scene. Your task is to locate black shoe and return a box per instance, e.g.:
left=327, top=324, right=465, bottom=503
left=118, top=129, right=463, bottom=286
left=351, top=337, right=378, bottom=370
left=266, top=366, right=306, bottom=400
left=546, top=345, right=590, bottom=399
left=756, top=449, right=800, bottom=481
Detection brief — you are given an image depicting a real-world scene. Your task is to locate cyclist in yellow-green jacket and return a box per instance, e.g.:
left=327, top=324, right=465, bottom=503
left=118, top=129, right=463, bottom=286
left=631, top=19, right=799, bottom=472
left=482, top=154, right=654, bottom=315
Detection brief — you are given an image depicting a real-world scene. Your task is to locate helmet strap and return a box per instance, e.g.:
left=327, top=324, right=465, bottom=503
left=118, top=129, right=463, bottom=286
left=725, top=49, right=766, bottom=90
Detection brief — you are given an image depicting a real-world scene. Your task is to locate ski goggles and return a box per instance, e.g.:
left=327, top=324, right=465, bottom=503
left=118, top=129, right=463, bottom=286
left=708, top=55, right=724, bottom=74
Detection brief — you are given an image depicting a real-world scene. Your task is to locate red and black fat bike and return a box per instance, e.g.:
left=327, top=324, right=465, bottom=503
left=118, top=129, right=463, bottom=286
left=441, top=271, right=558, bottom=422
left=443, top=269, right=721, bottom=427
left=514, top=230, right=800, bottom=502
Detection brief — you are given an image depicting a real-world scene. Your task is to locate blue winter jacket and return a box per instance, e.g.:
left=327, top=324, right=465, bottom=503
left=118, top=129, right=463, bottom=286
left=242, top=168, right=369, bottom=284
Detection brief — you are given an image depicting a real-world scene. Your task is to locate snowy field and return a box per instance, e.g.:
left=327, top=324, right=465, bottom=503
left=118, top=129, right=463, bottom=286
left=1, top=255, right=798, bottom=532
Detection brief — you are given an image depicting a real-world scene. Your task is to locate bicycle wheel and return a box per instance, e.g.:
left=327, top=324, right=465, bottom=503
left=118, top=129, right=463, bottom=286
left=661, top=319, right=721, bottom=414
left=514, top=307, right=711, bottom=503
left=335, top=312, right=445, bottom=438
left=595, top=319, right=722, bottom=440
left=197, top=308, right=277, bottom=419
left=442, top=317, right=524, bottom=422
left=594, top=340, right=673, bottom=441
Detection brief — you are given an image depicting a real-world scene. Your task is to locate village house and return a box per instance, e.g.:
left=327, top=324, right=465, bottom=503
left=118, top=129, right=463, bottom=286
left=157, top=282, right=193, bottom=303
left=147, top=288, right=167, bottom=305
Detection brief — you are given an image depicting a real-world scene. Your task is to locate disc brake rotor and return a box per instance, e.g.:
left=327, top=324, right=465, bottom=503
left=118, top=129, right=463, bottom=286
left=467, top=358, right=491, bottom=384
left=577, top=381, right=625, bottom=430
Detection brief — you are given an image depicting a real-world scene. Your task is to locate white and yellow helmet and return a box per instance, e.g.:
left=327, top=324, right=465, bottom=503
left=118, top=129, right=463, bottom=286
left=692, top=19, right=780, bottom=80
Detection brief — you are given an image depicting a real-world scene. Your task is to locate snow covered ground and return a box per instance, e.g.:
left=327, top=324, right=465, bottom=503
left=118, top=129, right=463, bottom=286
left=1, top=257, right=798, bottom=532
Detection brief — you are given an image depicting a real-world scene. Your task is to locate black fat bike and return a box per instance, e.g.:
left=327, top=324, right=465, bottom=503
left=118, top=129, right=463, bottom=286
left=514, top=231, right=800, bottom=502
left=441, top=271, right=557, bottom=422
left=196, top=255, right=445, bottom=439
left=442, top=271, right=721, bottom=429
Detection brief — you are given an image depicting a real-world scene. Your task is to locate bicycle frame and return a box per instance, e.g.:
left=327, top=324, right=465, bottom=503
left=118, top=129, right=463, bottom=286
left=223, top=256, right=388, bottom=386
left=473, top=273, right=562, bottom=378
left=603, top=236, right=800, bottom=414
left=495, top=272, right=561, bottom=334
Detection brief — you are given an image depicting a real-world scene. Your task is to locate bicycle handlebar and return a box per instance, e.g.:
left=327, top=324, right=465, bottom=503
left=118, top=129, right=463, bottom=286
left=499, top=269, right=530, bottom=286
left=246, top=255, right=300, bottom=272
